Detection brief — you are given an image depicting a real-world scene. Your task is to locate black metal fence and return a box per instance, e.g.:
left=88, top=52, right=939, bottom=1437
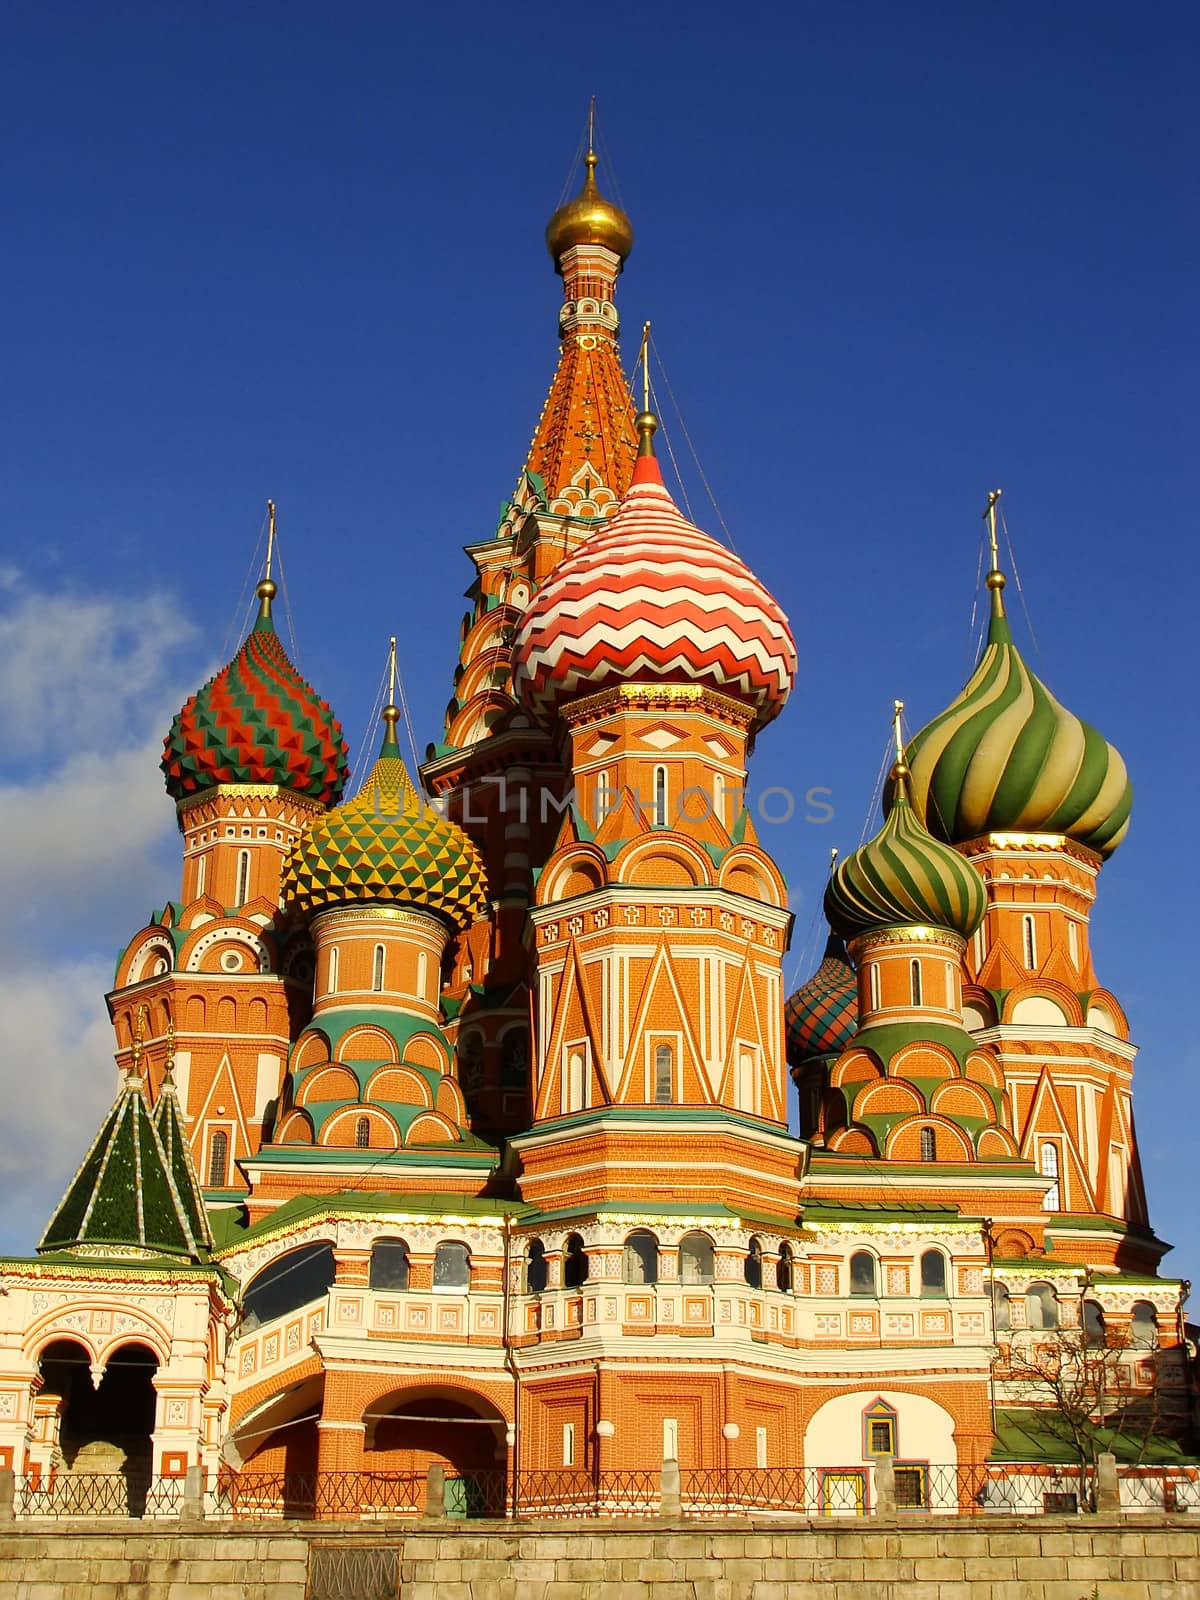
left=8, top=1460, right=1197, bottom=1521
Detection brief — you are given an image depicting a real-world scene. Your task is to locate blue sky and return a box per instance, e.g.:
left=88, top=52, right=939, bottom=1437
left=1, top=3, right=1195, bottom=1287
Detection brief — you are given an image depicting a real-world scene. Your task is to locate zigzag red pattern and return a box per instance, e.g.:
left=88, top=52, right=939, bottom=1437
left=513, top=470, right=797, bottom=728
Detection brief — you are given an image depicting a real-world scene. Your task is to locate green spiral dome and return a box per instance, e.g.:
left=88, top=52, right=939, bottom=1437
left=825, top=775, right=987, bottom=941
left=896, top=604, right=1132, bottom=857
left=283, top=723, right=487, bottom=928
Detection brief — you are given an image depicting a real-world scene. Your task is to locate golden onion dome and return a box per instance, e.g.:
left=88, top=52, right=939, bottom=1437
left=545, top=152, right=633, bottom=266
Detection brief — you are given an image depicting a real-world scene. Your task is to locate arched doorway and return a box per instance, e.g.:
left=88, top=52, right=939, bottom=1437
left=364, top=1386, right=508, bottom=1517
left=37, top=1339, right=159, bottom=1512
left=223, top=1375, right=323, bottom=1517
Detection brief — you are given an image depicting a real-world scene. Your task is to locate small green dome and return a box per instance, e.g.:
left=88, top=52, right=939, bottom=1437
left=825, top=774, right=986, bottom=941
left=896, top=601, right=1132, bottom=857
left=283, top=722, right=487, bottom=928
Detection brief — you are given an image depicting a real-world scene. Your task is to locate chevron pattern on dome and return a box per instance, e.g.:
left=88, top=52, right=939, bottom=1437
left=163, top=616, right=349, bottom=805
left=512, top=455, right=796, bottom=730
left=895, top=608, right=1132, bottom=857
left=785, top=933, right=859, bottom=1067
left=283, top=740, right=487, bottom=928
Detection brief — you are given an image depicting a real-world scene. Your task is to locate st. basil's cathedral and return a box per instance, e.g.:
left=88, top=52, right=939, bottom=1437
left=0, top=138, right=1188, bottom=1513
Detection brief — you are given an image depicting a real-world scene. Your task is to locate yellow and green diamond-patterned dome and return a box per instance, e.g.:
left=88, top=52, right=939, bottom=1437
left=283, top=719, right=487, bottom=927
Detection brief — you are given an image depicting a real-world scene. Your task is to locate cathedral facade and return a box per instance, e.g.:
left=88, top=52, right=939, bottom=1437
left=0, top=143, right=1186, bottom=1515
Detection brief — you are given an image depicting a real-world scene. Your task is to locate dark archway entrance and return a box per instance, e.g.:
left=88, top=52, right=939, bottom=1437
left=365, top=1387, right=508, bottom=1517
left=37, top=1339, right=158, bottom=1512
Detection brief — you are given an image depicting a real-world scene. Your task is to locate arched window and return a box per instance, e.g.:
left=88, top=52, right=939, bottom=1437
left=1067, top=921, right=1079, bottom=967
left=910, top=960, right=922, bottom=1006
left=433, top=1241, right=471, bottom=1290
left=945, top=962, right=956, bottom=1009
left=369, top=1238, right=410, bottom=1291
left=679, top=1232, right=714, bottom=1285
left=850, top=1250, right=878, bottom=1296
left=1040, top=1142, right=1061, bottom=1211
left=372, top=945, right=385, bottom=992
left=195, top=853, right=207, bottom=898
left=566, top=1048, right=586, bottom=1113
left=327, top=945, right=339, bottom=995
left=991, top=1282, right=1011, bottom=1332
left=744, top=1236, right=763, bottom=1290
left=563, top=1233, right=589, bottom=1288
left=354, top=1116, right=370, bottom=1150
left=623, top=1231, right=658, bottom=1285
left=868, top=964, right=881, bottom=1012
left=776, top=1242, right=794, bottom=1293
left=1130, top=1301, right=1159, bottom=1349
left=236, top=850, right=251, bottom=906
left=1026, top=1281, right=1059, bottom=1331
left=526, top=1239, right=548, bottom=1294
left=920, top=1249, right=947, bottom=1296
left=737, top=1049, right=755, bottom=1112
left=973, top=924, right=986, bottom=971
left=416, top=949, right=427, bottom=998
left=207, top=1129, right=229, bottom=1187
left=919, top=1126, right=937, bottom=1163
left=652, top=765, right=668, bottom=828
left=595, top=770, right=615, bottom=823
left=501, top=1028, right=528, bottom=1089
left=654, top=1043, right=673, bottom=1104
left=1083, top=1299, right=1106, bottom=1345
left=242, top=1241, right=336, bottom=1331
left=1023, top=915, right=1037, bottom=970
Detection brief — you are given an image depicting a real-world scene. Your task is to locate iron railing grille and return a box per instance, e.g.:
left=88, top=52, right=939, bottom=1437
left=16, top=1473, right=184, bottom=1519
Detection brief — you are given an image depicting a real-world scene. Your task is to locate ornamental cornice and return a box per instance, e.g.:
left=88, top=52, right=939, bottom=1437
left=176, top=785, right=326, bottom=822
left=972, top=1025, right=1136, bottom=1062
left=848, top=925, right=967, bottom=955
left=529, top=886, right=791, bottom=938
left=562, top=681, right=755, bottom=730
left=310, top=904, right=447, bottom=935
left=959, top=832, right=1103, bottom=871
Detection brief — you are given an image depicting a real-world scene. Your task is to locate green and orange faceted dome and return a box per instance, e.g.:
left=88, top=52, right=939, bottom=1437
left=283, top=717, right=487, bottom=929
left=826, top=769, right=986, bottom=942
left=897, top=591, right=1132, bottom=857
left=163, top=603, right=349, bottom=805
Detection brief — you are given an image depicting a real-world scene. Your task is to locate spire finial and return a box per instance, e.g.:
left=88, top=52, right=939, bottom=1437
left=381, top=635, right=401, bottom=746
left=892, top=699, right=910, bottom=785
left=164, top=1016, right=176, bottom=1083
left=257, top=499, right=279, bottom=619
left=127, top=1004, right=148, bottom=1088
left=635, top=321, right=658, bottom=457
left=829, top=846, right=839, bottom=876
left=983, top=488, right=1006, bottom=618
left=588, top=95, right=595, bottom=158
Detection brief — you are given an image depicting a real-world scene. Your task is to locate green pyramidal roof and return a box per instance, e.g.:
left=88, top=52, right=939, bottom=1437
left=39, top=1072, right=208, bottom=1261
left=152, top=1073, right=213, bottom=1252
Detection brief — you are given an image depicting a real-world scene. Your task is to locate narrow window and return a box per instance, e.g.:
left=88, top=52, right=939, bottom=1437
left=1130, top=1301, right=1158, bottom=1349
left=433, top=1242, right=470, bottom=1289
left=236, top=850, right=251, bottom=906
left=1040, top=1142, right=1061, bottom=1211
left=1026, top=1281, right=1059, bottom=1330
left=562, top=1423, right=576, bottom=1467
left=195, top=852, right=207, bottom=898
left=563, top=1232, right=589, bottom=1288
left=973, top=924, right=986, bottom=971
left=416, top=949, right=427, bottom=998
left=755, top=1426, right=768, bottom=1468
left=920, top=1250, right=947, bottom=1296
left=850, top=1251, right=877, bottom=1296
left=372, top=944, right=385, bottom=992
left=945, top=962, right=956, bottom=1009
left=776, top=1243, right=794, bottom=1293
left=1083, top=1299, right=1106, bottom=1346
left=653, top=765, right=668, bottom=828
left=713, top=775, right=725, bottom=828
left=1067, top=920, right=1079, bottom=967
left=992, top=1282, right=1011, bottom=1332
left=662, top=1418, right=678, bottom=1461
left=864, top=1401, right=897, bottom=1456
left=623, top=1231, right=658, bottom=1285
left=654, top=1043, right=673, bottom=1104
left=679, top=1232, right=714, bottom=1285
left=868, top=964, right=881, bottom=1012
left=919, top=1126, right=937, bottom=1163
left=595, top=770, right=614, bottom=824
left=369, top=1239, right=410, bottom=1291
left=743, top=1236, right=763, bottom=1290
left=526, top=1239, right=548, bottom=1294
left=737, top=1049, right=755, bottom=1112
left=327, top=946, right=339, bottom=995
left=208, top=1129, right=229, bottom=1187
left=355, top=1116, right=370, bottom=1150
left=566, top=1049, right=586, bottom=1113
left=909, top=960, right=922, bottom=1006
left=1023, top=915, right=1037, bottom=970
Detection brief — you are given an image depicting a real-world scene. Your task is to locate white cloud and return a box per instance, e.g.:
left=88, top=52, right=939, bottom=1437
left=0, top=958, right=117, bottom=1253
left=0, top=573, right=203, bottom=1252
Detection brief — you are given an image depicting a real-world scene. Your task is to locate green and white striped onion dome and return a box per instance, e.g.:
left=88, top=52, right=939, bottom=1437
left=894, top=606, right=1132, bottom=857
left=825, top=775, right=986, bottom=941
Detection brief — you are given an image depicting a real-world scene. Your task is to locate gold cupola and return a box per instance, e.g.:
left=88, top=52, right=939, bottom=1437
left=545, top=148, right=633, bottom=267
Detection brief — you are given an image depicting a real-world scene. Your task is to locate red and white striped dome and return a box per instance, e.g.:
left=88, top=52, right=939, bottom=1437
left=512, top=451, right=797, bottom=729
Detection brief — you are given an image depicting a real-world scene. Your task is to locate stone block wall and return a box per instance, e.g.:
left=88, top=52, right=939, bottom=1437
left=0, top=1518, right=1197, bottom=1599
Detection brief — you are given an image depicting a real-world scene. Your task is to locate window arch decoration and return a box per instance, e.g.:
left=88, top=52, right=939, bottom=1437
left=372, top=944, right=385, bottom=992
left=850, top=1250, right=878, bottom=1297
left=433, top=1241, right=471, bottom=1290
left=1025, top=1281, right=1059, bottom=1330
left=919, top=1126, right=937, bottom=1163
left=354, top=1116, right=370, bottom=1150
left=207, top=1129, right=230, bottom=1187
left=776, top=1242, right=794, bottom=1293
left=1130, top=1301, right=1158, bottom=1348
left=526, top=1238, right=548, bottom=1294
left=862, top=1398, right=898, bottom=1457
left=679, top=1231, right=714, bottom=1285
left=368, top=1237, right=410, bottom=1291
left=1082, top=1298, right=1106, bottom=1345
left=920, top=1248, right=947, bottom=1296
left=563, top=1232, right=589, bottom=1288
left=991, top=1281, right=1011, bottom=1333
left=744, top=1236, right=763, bottom=1290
